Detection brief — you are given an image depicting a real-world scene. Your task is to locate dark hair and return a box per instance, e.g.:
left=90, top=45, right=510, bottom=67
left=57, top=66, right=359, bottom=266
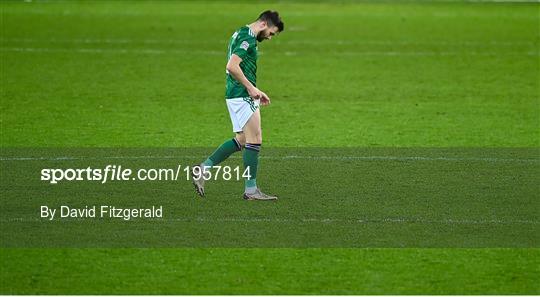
left=257, top=10, right=284, bottom=32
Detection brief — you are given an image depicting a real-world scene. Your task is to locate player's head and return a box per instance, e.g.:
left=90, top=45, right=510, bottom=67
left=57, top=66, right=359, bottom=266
left=256, top=10, right=284, bottom=42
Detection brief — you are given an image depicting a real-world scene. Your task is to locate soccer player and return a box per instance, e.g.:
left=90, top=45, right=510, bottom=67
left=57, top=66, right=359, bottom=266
left=192, top=10, right=284, bottom=201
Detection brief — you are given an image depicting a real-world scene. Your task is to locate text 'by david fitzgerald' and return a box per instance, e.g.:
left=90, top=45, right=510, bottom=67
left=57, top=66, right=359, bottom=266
left=41, top=205, right=163, bottom=221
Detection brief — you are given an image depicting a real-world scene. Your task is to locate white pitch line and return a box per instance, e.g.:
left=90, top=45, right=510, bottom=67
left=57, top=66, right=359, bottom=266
left=0, top=155, right=538, bottom=163
left=2, top=9, right=539, bottom=17
left=2, top=37, right=536, bottom=46
left=1, top=47, right=537, bottom=57
left=0, top=47, right=223, bottom=56
left=278, top=155, right=540, bottom=163
left=2, top=217, right=538, bottom=224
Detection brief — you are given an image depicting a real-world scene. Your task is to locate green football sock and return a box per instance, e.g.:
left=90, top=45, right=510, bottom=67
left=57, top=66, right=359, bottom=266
left=244, top=143, right=261, bottom=192
left=203, top=138, right=241, bottom=167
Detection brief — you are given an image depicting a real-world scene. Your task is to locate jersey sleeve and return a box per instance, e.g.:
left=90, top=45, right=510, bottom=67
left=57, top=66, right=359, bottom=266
left=231, top=33, right=256, bottom=60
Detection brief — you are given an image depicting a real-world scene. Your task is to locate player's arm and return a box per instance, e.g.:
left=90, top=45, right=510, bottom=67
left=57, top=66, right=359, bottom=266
left=226, top=54, right=260, bottom=98
left=226, top=54, right=270, bottom=104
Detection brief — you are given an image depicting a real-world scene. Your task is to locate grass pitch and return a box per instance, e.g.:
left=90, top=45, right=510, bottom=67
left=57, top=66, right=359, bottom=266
left=2, top=0, right=538, bottom=147
left=2, top=248, right=538, bottom=295
left=1, top=0, right=539, bottom=294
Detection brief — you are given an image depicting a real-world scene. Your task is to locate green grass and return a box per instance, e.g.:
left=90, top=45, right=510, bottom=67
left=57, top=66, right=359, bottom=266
left=1, top=0, right=538, bottom=147
left=2, top=248, right=539, bottom=295
left=1, top=0, right=539, bottom=294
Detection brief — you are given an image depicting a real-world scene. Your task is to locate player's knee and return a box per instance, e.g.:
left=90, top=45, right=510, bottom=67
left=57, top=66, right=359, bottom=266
left=235, top=134, right=246, bottom=146
left=246, top=134, right=262, bottom=144
left=244, top=128, right=262, bottom=144
left=254, top=130, right=262, bottom=144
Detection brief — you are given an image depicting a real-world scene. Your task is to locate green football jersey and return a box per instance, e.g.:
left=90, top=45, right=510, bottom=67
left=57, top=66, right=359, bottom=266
left=225, top=26, right=258, bottom=99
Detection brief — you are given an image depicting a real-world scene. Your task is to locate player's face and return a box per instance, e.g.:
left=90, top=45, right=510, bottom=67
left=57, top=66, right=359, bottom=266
left=257, top=25, right=279, bottom=42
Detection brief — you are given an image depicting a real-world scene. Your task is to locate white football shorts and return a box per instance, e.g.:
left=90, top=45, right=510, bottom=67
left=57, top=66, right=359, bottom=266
left=226, top=97, right=260, bottom=132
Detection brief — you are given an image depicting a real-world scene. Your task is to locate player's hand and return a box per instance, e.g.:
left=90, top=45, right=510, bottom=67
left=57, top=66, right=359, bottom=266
left=247, top=86, right=262, bottom=100
left=259, top=91, right=271, bottom=106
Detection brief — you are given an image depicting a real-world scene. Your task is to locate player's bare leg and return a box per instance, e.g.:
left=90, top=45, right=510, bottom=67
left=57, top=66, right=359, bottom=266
left=235, top=132, right=246, bottom=147
left=242, top=108, right=277, bottom=201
